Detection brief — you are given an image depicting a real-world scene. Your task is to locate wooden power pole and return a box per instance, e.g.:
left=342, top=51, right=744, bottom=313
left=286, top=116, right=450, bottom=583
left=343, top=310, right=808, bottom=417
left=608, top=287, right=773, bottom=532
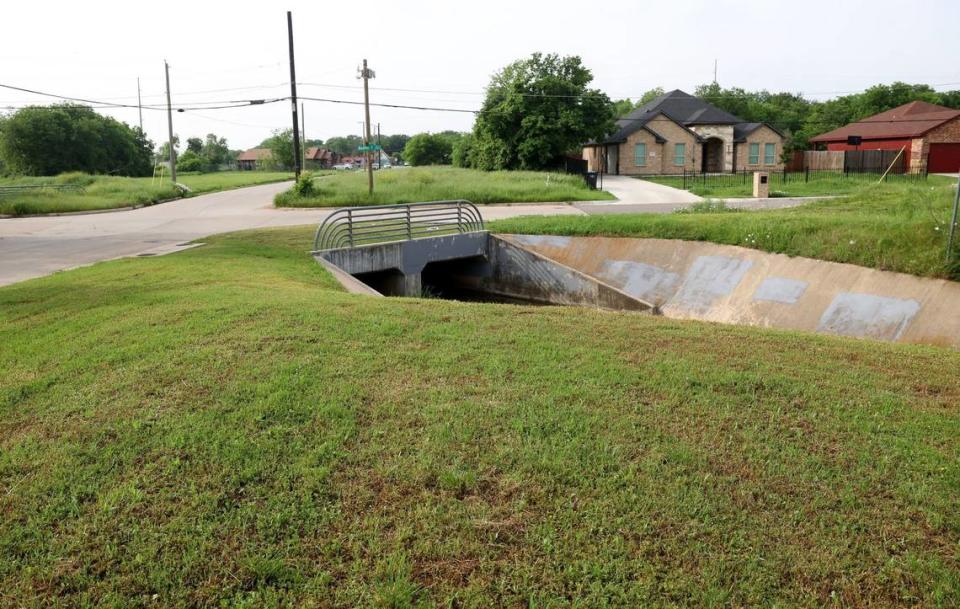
left=360, top=59, right=375, bottom=195
left=287, top=11, right=302, bottom=180
left=164, top=60, right=176, bottom=183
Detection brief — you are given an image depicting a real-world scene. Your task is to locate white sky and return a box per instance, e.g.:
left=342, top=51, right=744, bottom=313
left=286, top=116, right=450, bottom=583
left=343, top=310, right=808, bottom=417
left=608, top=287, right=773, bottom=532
left=2, top=0, right=958, bottom=150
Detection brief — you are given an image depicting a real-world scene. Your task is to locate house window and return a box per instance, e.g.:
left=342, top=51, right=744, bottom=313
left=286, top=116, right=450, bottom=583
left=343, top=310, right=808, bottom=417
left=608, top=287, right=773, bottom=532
left=634, top=143, right=647, bottom=166
left=673, top=143, right=685, bottom=166
left=764, top=143, right=776, bottom=165
left=749, top=143, right=760, bottom=165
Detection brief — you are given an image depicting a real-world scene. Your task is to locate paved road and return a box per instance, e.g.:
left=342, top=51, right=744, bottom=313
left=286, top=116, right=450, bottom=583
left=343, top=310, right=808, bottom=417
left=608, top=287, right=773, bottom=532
left=597, top=174, right=703, bottom=204
left=0, top=182, right=584, bottom=287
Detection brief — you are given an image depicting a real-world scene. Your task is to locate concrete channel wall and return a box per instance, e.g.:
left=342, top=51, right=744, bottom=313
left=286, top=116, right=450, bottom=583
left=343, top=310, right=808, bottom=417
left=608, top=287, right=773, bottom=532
left=504, top=234, right=960, bottom=348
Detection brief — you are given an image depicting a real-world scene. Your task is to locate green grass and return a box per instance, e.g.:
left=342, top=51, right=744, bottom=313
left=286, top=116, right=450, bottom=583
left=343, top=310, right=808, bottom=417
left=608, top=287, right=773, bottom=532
left=642, top=172, right=948, bottom=198
left=2, top=225, right=959, bottom=607
left=274, top=166, right=613, bottom=207
left=490, top=181, right=960, bottom=279
left=0, top=171, right=294, bottom=216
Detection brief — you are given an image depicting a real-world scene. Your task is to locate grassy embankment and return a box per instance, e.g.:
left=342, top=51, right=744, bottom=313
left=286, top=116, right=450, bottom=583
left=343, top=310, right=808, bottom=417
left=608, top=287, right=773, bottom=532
left=491, top=180, right=960, bottom=279
left=0, top=171, right=295, bottom=216
left=274, top=166, right=613, bottom=207
left=1, top=224, right=958, bottom=607
left=641, top=172, right=947, bottom=198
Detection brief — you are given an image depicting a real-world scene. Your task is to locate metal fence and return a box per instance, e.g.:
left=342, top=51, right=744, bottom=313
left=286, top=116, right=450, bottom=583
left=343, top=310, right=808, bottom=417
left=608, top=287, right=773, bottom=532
left=0, top=184, right=85, bottom=198
left=642, top=167, right=928, bottom=190
left=313, top=200, right=485, bottom=251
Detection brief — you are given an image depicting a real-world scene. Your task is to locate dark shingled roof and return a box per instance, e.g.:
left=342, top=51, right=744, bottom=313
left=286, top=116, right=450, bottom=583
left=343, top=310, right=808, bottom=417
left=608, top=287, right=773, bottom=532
left=590, top=89, right=780, bottom=146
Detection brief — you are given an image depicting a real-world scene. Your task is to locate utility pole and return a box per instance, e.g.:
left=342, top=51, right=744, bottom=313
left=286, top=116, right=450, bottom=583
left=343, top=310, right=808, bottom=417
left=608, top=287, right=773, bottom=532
left=301, top=102, right=306, bottom=171
left=359, top=59, right=375, bottom=194
left=947, top=172, right=960, bottom=263
left=287, top=11, right=302, bottom=180
left=164, top=60, right=176, bottom=183
left=137, top=77, right=143, bottom=132
left=713, top=59, right=718, bottom=84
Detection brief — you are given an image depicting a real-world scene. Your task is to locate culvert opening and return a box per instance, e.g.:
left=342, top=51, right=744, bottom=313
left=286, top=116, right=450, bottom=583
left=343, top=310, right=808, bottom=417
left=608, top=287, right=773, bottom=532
left=419, top=257, right=548, bottom=304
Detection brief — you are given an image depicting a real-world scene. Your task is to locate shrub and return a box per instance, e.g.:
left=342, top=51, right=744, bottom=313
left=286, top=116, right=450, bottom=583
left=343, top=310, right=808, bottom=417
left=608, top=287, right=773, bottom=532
left=293, top=171, right=316, bottom=197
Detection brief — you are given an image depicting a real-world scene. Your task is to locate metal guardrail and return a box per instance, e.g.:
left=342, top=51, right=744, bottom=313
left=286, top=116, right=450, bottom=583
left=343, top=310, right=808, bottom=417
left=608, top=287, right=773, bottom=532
left=313, top=200, right=484, bottom=251
left=0, top=184, right=85, bottom=198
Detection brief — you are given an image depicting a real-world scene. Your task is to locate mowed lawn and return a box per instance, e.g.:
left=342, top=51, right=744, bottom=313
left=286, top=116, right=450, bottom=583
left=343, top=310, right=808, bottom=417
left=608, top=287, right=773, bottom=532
left=1, top=225, right=958, bottom=607
left=641, top=171, right=945, bottom=198
left=274, top=166, right=612, bottom=207
left=491, top=181, right=960, bottom=280
left=0, top=171, right=293, bottom=216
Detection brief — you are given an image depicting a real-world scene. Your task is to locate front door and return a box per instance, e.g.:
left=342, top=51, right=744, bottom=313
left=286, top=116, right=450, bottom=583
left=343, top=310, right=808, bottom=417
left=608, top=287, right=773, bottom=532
left=605, top=145, right=619, bottom=174
left=703, top=138, right=724, bottom=173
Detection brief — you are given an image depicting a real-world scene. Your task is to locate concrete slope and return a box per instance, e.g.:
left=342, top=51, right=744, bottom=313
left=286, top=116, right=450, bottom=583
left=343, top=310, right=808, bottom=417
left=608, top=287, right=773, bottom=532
left=502, top=234, right=960, bottom=348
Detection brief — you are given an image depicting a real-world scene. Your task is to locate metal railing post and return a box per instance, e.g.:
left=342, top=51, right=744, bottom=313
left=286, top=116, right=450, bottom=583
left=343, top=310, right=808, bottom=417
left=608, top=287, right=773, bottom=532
left=347, top=209, right=354, bottom=247
left=405, top=205, right=412, bottom=240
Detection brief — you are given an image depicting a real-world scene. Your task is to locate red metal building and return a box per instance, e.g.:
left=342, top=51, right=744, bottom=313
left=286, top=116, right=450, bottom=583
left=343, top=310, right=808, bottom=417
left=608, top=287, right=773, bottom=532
left=809, top=101, right=960, bottom=173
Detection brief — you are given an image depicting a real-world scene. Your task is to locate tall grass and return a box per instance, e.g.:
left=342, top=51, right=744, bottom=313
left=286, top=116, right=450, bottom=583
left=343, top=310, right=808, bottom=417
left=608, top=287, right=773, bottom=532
left=274, top=166, right=613, bottom=207
left=0, top=171, right=294, bottom=216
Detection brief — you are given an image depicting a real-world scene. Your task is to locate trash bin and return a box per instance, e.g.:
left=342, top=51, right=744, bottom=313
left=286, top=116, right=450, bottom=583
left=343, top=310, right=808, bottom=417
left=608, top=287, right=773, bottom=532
left=583, top=171, right=598, bottom=190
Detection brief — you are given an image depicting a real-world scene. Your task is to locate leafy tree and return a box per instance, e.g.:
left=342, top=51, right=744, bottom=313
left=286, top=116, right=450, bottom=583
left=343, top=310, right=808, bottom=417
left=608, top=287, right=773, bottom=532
left=176, top=149, right=205, bottom=173
left=638, top=87, right=665, bottom=106
left=611, top=88, right=665, bottom=119
left=0, top=104, right=153, bottom=176
left=157, top=136, right=180, bottom=164
left=186, top=137, right=203, bottom=154
left=323, top=135, right=364, bottom=155
left=381, top=134, right=410, bottom=154
left=403, top=132, right=454, bottom=166
left=469, top=53, right=614, bottom=170
left=200, top=133, right=230, bottom=170
left=452, top=133, right=475, bottom=168
left=262, top=129, right=295, bottom=170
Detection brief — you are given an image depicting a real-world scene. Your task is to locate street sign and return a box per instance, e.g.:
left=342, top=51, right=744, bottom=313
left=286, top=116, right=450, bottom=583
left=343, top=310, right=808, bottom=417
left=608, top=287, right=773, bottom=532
left=357, top=144, right=382, bottom=152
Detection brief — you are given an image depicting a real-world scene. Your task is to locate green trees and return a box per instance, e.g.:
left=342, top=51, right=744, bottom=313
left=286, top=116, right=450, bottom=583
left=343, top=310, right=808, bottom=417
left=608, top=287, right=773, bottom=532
left=693, top=81, right=960, bottom=152
left=261, top=129, right=295, bottom=170
left=0, top=105, right=153, bottom=176
left=402, top=133, right=456, bottom=166
left=467, top=53, right=613, bottom=170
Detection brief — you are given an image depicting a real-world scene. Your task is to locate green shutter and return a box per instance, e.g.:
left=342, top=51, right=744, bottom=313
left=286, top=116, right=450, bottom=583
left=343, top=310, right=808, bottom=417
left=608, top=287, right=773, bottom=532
left=674, top=143, right=685, bottom=166
left=764, top=143, right=776, bottom=165
left=749, top=143, right=760, bottom=165
left=634, top=143, right=646, bottom=166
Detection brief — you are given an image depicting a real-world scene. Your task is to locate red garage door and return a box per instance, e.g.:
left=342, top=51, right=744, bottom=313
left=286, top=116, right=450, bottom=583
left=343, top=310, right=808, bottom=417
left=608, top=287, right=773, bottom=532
left=928, top=143, right=960, bottom=173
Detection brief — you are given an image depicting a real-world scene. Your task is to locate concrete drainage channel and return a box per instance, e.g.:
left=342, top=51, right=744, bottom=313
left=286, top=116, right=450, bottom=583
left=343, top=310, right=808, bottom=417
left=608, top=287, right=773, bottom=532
left=312, top=202, right=960, bottom=349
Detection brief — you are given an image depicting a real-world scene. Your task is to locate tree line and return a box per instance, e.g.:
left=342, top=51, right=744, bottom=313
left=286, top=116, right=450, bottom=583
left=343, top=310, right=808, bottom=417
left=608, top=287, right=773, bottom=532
left=3, top=56, right=959, bottom=177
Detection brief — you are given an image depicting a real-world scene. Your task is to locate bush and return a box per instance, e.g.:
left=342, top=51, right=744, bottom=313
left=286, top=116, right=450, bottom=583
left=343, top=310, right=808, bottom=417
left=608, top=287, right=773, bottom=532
left=53, top=172, right=97, bottom=187
left=293, top=171, right=316, bottom=197
left=451, top=134, right=475, bottom=168
left=176, top=150, right=206, bottom=173
left=403, top=133, right=454, bottom=166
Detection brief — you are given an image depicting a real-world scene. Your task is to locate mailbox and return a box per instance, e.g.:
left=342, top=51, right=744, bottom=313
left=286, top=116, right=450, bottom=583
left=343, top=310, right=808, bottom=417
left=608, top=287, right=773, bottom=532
left=753, top=172, right=770, bottom=198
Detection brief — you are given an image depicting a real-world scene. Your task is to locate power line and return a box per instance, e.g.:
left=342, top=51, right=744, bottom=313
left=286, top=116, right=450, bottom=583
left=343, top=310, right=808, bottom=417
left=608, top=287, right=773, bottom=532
left=299, top=95, right=477, bottom=113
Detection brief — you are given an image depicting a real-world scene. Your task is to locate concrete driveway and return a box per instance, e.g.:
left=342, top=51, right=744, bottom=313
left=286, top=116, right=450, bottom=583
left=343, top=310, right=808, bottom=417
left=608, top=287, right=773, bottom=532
left=596, top=174, right=702, bottom=205
left=0, top=182, right=584, bottom=287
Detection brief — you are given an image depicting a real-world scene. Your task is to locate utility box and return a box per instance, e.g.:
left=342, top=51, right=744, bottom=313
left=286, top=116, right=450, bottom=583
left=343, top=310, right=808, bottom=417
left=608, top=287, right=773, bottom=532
left=753, top=172, right=769, bottom=198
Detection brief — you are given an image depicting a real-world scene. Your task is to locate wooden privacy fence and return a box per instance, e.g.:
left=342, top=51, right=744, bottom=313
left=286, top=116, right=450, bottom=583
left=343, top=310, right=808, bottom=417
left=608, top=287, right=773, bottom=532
left=792, top=150, right=914, bottom=174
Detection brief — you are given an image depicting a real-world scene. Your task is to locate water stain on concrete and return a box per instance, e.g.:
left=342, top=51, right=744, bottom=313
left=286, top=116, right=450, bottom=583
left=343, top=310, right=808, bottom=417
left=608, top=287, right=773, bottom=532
left=511, top=235, right=572, bottom=249
left=753, top=277, right=808, bottom=304
left=598, top=260, right=680, bottom=305
left=817, top=293, right=921, bottom=340
left=670, top=255, right=753, bottom=314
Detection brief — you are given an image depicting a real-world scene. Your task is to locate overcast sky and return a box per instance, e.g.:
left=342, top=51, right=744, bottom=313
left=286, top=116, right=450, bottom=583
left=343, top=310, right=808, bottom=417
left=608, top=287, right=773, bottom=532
left=2, top=0, right=958, bottom=151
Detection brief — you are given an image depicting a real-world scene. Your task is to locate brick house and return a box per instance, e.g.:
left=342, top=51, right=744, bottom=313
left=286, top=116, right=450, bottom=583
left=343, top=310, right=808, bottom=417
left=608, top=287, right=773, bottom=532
left=305, top=147, right=341, bottom=169
left=582, top=90, right=785, bottom=175
left=809, top=101, right=960, bottom=173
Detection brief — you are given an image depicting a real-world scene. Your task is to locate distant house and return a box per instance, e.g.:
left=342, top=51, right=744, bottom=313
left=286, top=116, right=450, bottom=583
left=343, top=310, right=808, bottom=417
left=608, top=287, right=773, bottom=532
left=236, top=148, right=272, bottom=170
left=809, top=101, right=960, bottom=173
left=305, top=147, right=340, bottom=169
left=583, top=90, right=785, bottom=175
